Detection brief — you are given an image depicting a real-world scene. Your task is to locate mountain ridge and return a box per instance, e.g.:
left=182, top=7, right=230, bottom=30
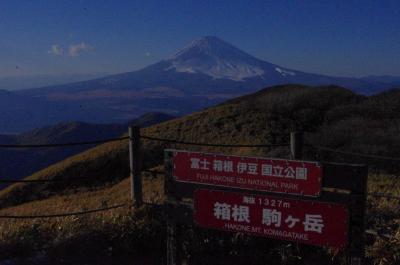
left=0, top=36, right=397, bottom=133
left=18, top=36, right=392, bottom=97
left=0, top=112, right=174, bottom=183
left=0, top=73, right=108, bottom=91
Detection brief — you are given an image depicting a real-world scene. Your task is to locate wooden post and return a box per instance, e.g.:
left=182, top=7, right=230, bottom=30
left=167, top=219, right=180, bottom=265
left=129, top=125, right=143, bottom=207
left=290, top=131, right=303, bottom=160
left=165, top=150, right=182, bottom=265
left=348, top=166, right=368, bottom=265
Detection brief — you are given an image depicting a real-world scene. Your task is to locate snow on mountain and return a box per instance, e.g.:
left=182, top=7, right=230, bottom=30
left=275, top=67, right=296, bottom=76
left=165, top=36, right=266, bottom=81
left=7, top=35, right=395, bottom=133
left=163, top=36, right=307, bottom=81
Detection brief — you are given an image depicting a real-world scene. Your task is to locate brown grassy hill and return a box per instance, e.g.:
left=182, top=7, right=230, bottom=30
left=0, top=84, right=399, bottom=264
left=0, top=84, right=361, bottom=208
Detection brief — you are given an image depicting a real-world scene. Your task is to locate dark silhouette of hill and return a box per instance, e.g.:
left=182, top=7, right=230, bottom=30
left=0, top=112, right=174, bottom=184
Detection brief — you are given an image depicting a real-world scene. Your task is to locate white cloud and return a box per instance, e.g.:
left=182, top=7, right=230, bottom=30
left=48, top=44, right=64, bottom=55
left=68, top=42, right=92, bottom=57
left=48, top=42, right=93, bottom=57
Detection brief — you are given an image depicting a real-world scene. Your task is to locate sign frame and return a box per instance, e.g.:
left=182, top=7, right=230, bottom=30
left=164, top=149, right=368, bottom=265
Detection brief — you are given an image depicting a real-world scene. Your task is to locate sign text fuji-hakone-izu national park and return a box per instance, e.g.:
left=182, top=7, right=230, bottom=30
left=171, top=150, right=322, bottom=197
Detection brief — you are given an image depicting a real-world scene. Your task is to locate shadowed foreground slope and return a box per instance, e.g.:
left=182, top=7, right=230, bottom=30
left=0, top=85, right=399, bottom=264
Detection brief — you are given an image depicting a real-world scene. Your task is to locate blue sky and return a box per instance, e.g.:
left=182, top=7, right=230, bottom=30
left=0, top=0, right=399, bottom=78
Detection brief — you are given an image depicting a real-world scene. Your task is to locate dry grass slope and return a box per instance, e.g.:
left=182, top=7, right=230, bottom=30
left=0, top=84, right=399, bottom=264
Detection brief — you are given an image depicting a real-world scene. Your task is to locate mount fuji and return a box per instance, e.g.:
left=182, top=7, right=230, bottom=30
left=1, top=36, right=396, bottom=132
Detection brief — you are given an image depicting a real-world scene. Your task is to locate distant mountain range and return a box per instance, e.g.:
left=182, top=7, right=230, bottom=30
left=1, top=36, right=399, bottom=133
left=0, top=73, right=108, bottom=91
left=361, top=75, right=400, bottom=86
left=0, top=112, right=174, bottom=184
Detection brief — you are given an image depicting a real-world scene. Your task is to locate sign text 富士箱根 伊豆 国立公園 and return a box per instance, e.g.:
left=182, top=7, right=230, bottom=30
left=171, top=150, right=322, bottom=197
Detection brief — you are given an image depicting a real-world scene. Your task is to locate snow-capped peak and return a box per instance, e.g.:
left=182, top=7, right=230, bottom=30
left=165, top=36, right=265, bottom=81
left=171, top=36, right=258, bottom=62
